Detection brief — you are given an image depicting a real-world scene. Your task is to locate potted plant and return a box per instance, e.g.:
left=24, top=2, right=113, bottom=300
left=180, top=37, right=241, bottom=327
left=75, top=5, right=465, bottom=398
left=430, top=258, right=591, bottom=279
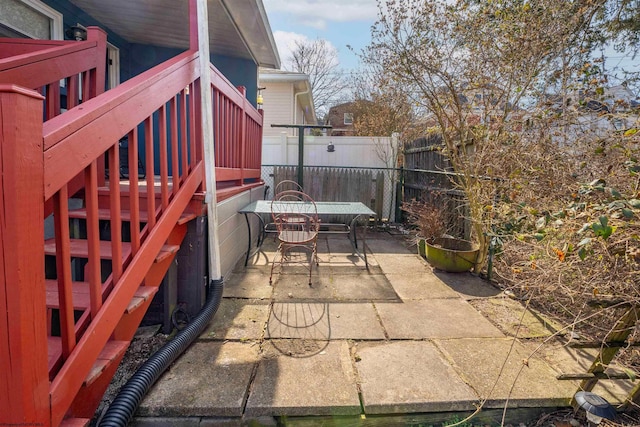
left=402, top=199, right=480, bottom=272
left=401, top=199, right=446, bottom=256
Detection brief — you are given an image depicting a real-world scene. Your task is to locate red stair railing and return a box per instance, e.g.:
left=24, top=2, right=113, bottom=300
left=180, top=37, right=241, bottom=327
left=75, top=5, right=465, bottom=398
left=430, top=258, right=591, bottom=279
left=45, top=50, right=204, bottom=425
left=0, top=33, right=264, bottom=424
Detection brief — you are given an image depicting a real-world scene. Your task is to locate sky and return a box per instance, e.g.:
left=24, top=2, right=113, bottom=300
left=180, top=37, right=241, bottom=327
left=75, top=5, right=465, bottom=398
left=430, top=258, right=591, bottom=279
left=261, top=0, right=639, bottom=94
left=262, top=0, right=380, bottom=73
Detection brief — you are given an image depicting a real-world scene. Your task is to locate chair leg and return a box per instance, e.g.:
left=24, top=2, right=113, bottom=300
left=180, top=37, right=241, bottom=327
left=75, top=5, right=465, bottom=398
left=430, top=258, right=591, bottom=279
left=308, top=244, right=317, bottom=287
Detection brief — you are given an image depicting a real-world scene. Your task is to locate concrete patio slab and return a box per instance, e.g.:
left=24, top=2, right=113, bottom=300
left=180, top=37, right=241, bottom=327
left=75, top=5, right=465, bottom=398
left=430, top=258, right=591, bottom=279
left=131, top=232, right=636, bottom=425
left=329, top=263, right=384, bottom=275
left=266, top=302, right=386, bottom=340
left=430, top=270, right=503, bottom=299
left=435, top=338, right=579, bottom=408
left=325, top=303, right=386, bottom=340
left=326, top=236, right=363, bottom=255
left=271, top=271, right=399, bottom=302
left=365, top=236, right=415, bottom=254
left=469, top=297, right=557, bottom=338
left=271, top=274, right=335, bottom=301
left=266, top=302, right=331, bottom=340
left=374, top=253, right=432, bottom=275
left=200, top=298, right=270, bottom=341
left=376, top=299, right=504, bottom=339
left=245, top=340, right=361, bottom=417
left=355, top=340, right=479, bottom=414
left=224, top=269, right=273, bottom=299
left=385, top=273, right=461, bottom=300
left=332, top=273, right=399, bottom=301
left=139, top=342, right=259, bottom=417
left=526, top=340, right=638, bottom=405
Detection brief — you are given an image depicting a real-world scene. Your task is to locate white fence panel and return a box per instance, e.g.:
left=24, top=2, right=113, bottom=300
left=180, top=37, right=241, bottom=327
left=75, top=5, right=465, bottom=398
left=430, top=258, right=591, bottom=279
left=262, top=134, right=396, bottom=168
left=262, top=134, right=399, bottom=222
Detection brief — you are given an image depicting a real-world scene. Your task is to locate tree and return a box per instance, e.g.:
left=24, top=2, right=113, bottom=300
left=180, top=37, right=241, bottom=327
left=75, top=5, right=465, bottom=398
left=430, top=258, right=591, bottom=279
left=285, top=38, right=348, bottom=118
left=359, top=2, right=640, bottom=420
left=363, top=1, right=640, bottom=399
left=361, top=0, right=624, bottom=272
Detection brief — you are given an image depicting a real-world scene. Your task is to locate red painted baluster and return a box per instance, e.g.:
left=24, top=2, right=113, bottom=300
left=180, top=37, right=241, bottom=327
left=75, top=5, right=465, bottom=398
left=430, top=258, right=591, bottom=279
left=170, top=96, right=180, bottom=193
left=240, top=103, right=246, bottom=184
left=128, top=129, right=141, bottom=255
left=189, top=83, right=197, bottom=168
left=180, top=89, right=188, bottom=182
left=145, top=116, right=156, bottom=228
left=67, top=75, right=79, bottom=109
left=53, top=186, right=76, bottom=358
left=159, top=103, right=169, bottom=210
left=85, top=161, right=102, bottom=317
left=108, top=144, right=123, bottom=284
left=45, top=83, right=60, bottom=120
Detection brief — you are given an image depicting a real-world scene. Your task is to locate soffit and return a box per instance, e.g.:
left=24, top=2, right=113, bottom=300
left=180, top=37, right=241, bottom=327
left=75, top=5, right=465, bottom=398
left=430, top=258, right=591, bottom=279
left=68, top=0, right=279, bottom=68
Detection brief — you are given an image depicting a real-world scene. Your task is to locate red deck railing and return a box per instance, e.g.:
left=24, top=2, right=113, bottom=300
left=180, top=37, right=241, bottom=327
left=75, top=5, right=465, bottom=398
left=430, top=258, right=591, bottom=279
left=0, top=24, right=263, bottom=425
left=211, top=64, right=264, bottom=194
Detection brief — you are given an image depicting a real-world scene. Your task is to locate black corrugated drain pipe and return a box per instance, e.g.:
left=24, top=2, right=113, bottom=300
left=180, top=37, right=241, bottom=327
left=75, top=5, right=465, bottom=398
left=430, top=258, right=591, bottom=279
left=98, top=278, right=224, bottom=427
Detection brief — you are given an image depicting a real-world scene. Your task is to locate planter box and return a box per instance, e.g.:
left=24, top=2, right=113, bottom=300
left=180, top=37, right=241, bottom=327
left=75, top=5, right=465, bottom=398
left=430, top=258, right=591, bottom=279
left=425, top=237, right=479, bottom=272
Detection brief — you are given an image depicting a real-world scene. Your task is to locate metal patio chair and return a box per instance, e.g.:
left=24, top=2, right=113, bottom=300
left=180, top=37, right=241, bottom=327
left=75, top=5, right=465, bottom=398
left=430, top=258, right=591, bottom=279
left=269, top=190, right=320, bottom=286
left=273, top=179, right=303, bottom=199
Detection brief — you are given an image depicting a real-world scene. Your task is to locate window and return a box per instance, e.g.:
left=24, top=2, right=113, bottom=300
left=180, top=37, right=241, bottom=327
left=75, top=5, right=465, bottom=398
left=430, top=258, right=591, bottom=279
left=0, top=0, right=63, bottom=39
left=107, top=43, right=121, bottom=89
left=344, top=113, right=354, bottom=125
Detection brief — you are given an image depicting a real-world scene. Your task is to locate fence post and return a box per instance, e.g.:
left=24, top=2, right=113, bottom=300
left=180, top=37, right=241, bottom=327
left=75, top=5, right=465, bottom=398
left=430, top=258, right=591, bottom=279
left=395, top=166, right=404, bottom=222
left=0, top=85, right=48, bottom=424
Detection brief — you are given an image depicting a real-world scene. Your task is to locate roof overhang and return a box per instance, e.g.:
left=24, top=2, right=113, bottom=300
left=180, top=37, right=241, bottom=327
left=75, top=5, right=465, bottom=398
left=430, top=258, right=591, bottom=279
left=68, top=0, right=280, bottom=69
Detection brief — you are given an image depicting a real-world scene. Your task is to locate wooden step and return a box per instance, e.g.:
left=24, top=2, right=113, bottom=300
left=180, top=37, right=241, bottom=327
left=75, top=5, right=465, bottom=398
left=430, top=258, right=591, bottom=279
left=60, top=418, right=91, bottom=427
left=48, top=337, right=129, bottom=387
left=68, top=207, right=148, bottom=222
left=44, top=239, right=179, bottom=263
left=45, top=280, right=158, bottom=313
left=44, top=239, right=131, bottom=261
left=84, top=340, right=128, bottom=386
left=68, top=207, right=197, bottom=226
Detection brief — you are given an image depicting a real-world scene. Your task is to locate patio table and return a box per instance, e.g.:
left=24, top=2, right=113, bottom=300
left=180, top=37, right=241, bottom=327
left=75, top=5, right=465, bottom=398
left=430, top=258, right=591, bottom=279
left=238, top=200, right=376, bottom=268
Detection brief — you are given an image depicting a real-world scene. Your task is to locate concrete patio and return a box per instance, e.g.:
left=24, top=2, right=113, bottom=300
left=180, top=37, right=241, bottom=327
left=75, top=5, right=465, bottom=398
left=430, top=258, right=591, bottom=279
left=132, top=230, right=635, bottom=426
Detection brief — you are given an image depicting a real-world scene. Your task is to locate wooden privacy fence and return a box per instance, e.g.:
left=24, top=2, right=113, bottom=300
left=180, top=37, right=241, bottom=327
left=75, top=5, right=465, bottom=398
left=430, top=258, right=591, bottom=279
left=403, top=134, right=470, bottom=239
left=273, top=166, right=384, bottom=222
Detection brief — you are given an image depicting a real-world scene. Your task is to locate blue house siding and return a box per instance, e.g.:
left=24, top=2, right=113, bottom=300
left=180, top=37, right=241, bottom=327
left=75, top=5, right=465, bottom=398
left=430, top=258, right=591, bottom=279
left=43, top=0, right=259, bottom=104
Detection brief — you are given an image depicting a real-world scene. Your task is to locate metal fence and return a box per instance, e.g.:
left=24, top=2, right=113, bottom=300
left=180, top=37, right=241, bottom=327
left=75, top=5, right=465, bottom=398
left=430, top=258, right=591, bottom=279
left=262, top=149, right=471, bottom=239
left=261, top=165, right=401, bottom=223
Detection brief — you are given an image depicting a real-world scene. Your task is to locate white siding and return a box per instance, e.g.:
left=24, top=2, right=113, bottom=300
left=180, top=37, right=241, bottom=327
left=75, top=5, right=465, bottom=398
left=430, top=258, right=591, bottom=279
left=217, top=186, right=266, bottom=278
left=261, top=82, right=294, bottom=137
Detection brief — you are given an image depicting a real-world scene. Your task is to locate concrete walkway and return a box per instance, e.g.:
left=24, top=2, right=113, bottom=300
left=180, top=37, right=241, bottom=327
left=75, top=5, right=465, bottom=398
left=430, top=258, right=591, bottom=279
left=134, top=231, right=635, bottom=426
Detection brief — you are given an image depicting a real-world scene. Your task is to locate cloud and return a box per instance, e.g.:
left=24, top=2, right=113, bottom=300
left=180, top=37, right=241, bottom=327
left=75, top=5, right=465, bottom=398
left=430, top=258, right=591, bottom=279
left=273, top=31, right=309, bottom=68
left=273, top=30, right=339, bottom=70
left=264, top=0, right=378, bottom=29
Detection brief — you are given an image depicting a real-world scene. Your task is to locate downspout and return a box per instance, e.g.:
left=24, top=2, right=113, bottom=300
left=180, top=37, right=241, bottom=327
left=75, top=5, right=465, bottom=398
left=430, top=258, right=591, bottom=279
left=294, top=86, right=311, bottom=132
left=293, top=85, right=317, bottom=160
left=197, top=0, right=223, bottom=281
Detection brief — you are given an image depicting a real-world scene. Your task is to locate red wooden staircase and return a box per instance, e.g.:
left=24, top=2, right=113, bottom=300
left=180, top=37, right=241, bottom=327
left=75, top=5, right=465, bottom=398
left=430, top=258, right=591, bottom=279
left=45, top=203, right=201, bottom=422
left=0, top=9, right=263, bottom=423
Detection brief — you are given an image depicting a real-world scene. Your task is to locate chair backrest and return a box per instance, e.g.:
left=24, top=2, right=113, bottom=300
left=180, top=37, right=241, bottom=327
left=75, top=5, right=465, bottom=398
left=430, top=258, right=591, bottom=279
left=274, top=180, right=303, bottom=199
left=271, top=190, right=319, bottom=238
